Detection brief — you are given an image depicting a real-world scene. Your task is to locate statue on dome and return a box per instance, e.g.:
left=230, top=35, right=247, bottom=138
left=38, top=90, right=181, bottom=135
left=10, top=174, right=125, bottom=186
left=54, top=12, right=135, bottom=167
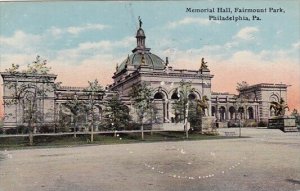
left=116, top=63, right=119, bottom=71
left=138, top=16, right=143, bottom=28
left=200, top=57, right=208, bottom=70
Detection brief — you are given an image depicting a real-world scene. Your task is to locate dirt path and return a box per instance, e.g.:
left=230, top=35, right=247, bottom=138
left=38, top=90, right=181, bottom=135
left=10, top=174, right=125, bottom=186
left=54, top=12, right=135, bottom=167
left=0, top=128, right=299, bottom=191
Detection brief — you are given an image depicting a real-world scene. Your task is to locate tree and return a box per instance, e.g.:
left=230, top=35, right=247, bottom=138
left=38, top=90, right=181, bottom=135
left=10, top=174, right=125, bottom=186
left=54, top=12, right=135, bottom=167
left=64, top=95, right=87, bottom=138
left=56, top=106, right=70, bottom=133
left=83, top=79, right=103, bottom=142
left=3, top=55, right=58, bottom=145
left=172, top=80, right=195, bottom=138
left=103, top=95, right=131, bottom=131
left=129, top=82, right=153, bottom=140
left=233, top=95, right=247, bottom=137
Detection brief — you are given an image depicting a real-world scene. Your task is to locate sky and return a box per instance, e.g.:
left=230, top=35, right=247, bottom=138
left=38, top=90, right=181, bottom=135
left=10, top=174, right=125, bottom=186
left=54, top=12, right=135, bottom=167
left=0, top=1, right=300, bottom=116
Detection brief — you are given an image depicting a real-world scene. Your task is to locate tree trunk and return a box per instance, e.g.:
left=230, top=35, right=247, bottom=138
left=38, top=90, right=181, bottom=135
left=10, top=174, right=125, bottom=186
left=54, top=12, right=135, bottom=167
left=28, top=122, right=33, bottom=146
left=90, top=118, right=94, bottom=143
left=184, top=102, right=189, bottom=139
left=74, top=123, right=77, bottom=138
left=141, top=123, right=144, bottom=140
left=91, top=128, right=94, bottom=143
left=29, top=132, right=33, bottom=146
left=140, top=115, right=145, bottom=140
left=185, top=123, right=189, bottom=139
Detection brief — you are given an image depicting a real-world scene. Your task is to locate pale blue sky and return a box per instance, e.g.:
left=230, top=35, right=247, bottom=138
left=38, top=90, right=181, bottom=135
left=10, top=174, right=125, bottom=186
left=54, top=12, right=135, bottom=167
left=0, top=1, right=299, bottom=57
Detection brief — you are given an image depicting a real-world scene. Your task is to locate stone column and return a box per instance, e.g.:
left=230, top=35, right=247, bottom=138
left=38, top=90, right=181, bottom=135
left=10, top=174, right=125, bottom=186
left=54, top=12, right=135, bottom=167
left=226, top=106, right=230, bottom=120
left=215, top=105, right=219, bottom=121
left=163, top=100, right=166, bottom=123
left=208, top=100, right=212, bottom=117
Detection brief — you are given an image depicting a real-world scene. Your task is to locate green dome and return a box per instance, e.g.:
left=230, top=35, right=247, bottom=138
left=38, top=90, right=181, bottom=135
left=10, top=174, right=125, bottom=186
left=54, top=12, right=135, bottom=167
left=117, top=52, right=165, bottom=73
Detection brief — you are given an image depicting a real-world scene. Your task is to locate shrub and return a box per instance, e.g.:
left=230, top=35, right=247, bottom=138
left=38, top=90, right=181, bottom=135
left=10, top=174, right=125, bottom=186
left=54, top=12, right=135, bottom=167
left=244, top=121, right=258, bottom=127
left=16, top=125, right=29, bottom=134
left=126, top=122, right=141, bottom=130
left=5, top=128, right=17, bottom=134
left=228, top=121, right=239, bottom=127
left=55, top=125, right=70, bottom=133
left=98, top=121, right=112, bottom=131
left=258, top=121, right=268, bottom=127
left=0, top=128, right=3, bottom=134
left=203, top=131, right=219, bottom=136
left=38, top=124, right=55, bottom=133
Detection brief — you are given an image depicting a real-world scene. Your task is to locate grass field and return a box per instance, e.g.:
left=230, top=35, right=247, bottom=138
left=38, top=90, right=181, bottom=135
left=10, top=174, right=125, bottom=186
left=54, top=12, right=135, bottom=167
left=0, top=131, right=242, bottom=150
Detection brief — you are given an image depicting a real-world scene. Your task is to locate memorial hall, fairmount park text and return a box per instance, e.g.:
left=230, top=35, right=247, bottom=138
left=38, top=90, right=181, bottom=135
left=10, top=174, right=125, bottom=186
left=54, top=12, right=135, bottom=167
left=186, top=7, right=285, bottom=22
left=186, top=7, right=285, bottom=13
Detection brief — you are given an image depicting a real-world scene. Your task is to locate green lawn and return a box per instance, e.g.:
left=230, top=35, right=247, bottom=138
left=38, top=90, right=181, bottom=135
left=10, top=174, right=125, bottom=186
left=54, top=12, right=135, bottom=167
left=0, top=131, right=244, bottom=150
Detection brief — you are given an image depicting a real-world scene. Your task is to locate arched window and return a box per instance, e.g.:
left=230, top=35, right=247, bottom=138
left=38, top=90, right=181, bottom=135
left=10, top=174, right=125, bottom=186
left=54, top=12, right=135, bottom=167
left=211, top=106, right=216, bottom=116
left=22, top=91, right=40, bottom=123
left=248, top=107, right=254, bottom=119
left=229, top=106, right=236, bottom=119
left=94, top=106, right=103, bottom=121
left=154, top=92, right=164, bottom=100
left=188, top=93, right=196, bottom=100
left=171, top=92, right=179, bottom=100
left=238, top=107, right=244, bottom=119
left=219, top=106, right=226, bottom=121
left=269, top=94, right=279, bottom=102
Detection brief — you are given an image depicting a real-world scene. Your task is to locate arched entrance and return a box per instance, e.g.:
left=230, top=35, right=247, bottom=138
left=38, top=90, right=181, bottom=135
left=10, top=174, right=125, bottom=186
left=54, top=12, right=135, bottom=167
left=211, top=106, right=216, bottom=117
left=248, top=107, right=254, bottom=119
left=219, top=106, right=226, bottom=121
left=238, top=107, right=244, bottom=119
left=153, top=92, right=166, bottom=123
left=229, top=106, right=236, bottom=120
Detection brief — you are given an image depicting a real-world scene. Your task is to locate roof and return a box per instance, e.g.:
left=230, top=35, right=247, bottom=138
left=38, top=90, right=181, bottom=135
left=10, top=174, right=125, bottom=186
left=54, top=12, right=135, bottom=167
left=117, top=52, right=166, bottom=73
left=239, top=83, right=289, bottom=92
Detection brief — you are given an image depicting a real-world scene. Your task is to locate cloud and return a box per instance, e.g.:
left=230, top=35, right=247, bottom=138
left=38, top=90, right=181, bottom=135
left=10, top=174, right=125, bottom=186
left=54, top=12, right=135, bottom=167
left=0, top=54, right=38, bottom=67
left=77, top=36, right=135, bottom=51
left=292, top=41, right=300, bottom=49
left=48, top=23, right=109, bottom=37
left=167, top=17, right=220, bottom=29
left=0, top=23, right=110, bottom=52
left=235, top=27, right=259, bottom=41
left=0, top=30, right=41, bottom=51
left=52, top=36, right=135, bottom=64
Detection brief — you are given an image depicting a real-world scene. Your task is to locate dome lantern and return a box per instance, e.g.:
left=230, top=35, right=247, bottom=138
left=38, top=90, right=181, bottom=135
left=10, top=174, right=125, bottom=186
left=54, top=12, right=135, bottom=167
left=132, top=17, right=151, bottom=54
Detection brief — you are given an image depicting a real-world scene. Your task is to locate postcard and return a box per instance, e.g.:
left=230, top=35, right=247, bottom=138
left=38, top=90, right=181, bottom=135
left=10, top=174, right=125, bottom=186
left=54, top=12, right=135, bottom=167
left=0, top=1, right=299, bottom=191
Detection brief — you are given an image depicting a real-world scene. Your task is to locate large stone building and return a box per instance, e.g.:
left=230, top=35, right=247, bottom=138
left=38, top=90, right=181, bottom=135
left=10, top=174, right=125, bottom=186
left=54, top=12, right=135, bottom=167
left=1, top=21, right=289, bottom=131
